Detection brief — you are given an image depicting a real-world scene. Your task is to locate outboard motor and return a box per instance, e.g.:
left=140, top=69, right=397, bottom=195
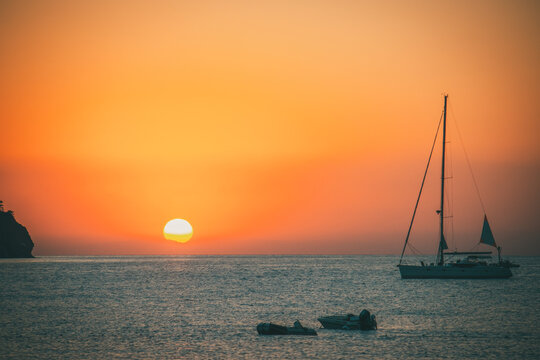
left=359, top=309, right=370, bottom=321
left=359, top=309, right=376, bottom=330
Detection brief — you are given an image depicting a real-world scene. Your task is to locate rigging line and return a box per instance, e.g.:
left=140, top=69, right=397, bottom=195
left=468, top=242, right=482, bottom=253
left=448, top=101, right=487, bottom=213
left=445, top=130, right=456, bottom=250
left=399, top=110, right=444, bottom=264
left=408, top=243, right=423, bottom=256
left=444, top=185, right=455, bottom=249
left=450, top=181, right=456, bottom=250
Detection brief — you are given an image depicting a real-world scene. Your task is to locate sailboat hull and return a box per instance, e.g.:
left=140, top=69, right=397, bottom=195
left=398, top=264, right=512, bottom=279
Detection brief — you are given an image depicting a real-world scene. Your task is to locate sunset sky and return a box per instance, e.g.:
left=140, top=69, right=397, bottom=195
left=1, top=0, right=539, bottom=255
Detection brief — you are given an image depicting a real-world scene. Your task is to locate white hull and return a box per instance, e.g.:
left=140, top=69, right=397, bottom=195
left=318, top=313, right=377, bottom=330
left=398, top=264, right=512, bottom=279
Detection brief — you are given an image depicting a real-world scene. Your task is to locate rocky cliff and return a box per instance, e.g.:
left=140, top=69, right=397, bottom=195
left=0, top=210, right=34, bottom=258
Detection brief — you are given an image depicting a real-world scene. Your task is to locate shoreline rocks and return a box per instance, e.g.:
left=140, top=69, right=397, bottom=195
left=0, top=209, right=34, bottom=258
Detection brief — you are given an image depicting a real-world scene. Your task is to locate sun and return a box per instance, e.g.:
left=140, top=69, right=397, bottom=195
left=163, top=219, right=193, bottom=243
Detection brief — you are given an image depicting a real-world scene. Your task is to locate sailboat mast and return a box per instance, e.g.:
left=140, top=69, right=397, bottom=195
left=437, top=95, right=448, bottom=265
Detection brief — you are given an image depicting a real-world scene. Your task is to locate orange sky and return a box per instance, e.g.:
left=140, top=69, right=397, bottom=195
left=1, top=0, right=539, bottom=255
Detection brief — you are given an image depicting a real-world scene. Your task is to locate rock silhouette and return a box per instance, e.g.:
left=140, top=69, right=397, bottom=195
left=0, top=207, right=34, bottom=258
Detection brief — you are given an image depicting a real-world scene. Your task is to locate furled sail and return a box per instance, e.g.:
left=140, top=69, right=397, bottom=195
left=480, top=215, right=497, bottom=247
left=441, top=234, right=448, bottom=250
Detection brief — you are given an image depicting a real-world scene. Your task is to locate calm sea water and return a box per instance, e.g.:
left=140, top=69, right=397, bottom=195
left=1, top=255, right=538, bottom=359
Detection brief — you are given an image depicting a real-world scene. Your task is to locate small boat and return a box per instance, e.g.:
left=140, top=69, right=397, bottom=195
left=256, top=320, right=317, bottom=336
left=397, top=95, right=513, bottom=279
left=318, top=309, right=377, bottom=330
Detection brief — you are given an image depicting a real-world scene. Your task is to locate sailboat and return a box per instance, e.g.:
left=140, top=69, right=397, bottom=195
left=397, top=95, right=512, bottom=279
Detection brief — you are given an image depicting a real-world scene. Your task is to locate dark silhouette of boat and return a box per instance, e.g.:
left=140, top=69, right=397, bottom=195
left=256, top=320, right=317, bottom=336
left=318, top=309, right=377, bottom=330
left=397, top=95, right=514, bottom=279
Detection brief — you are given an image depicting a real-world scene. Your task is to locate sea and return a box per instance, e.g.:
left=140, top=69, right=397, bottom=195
left=1, top=255, right=538, bottom=359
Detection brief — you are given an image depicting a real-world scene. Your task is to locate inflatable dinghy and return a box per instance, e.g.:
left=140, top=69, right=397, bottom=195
left=257, top=320, right=317, bottom=336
